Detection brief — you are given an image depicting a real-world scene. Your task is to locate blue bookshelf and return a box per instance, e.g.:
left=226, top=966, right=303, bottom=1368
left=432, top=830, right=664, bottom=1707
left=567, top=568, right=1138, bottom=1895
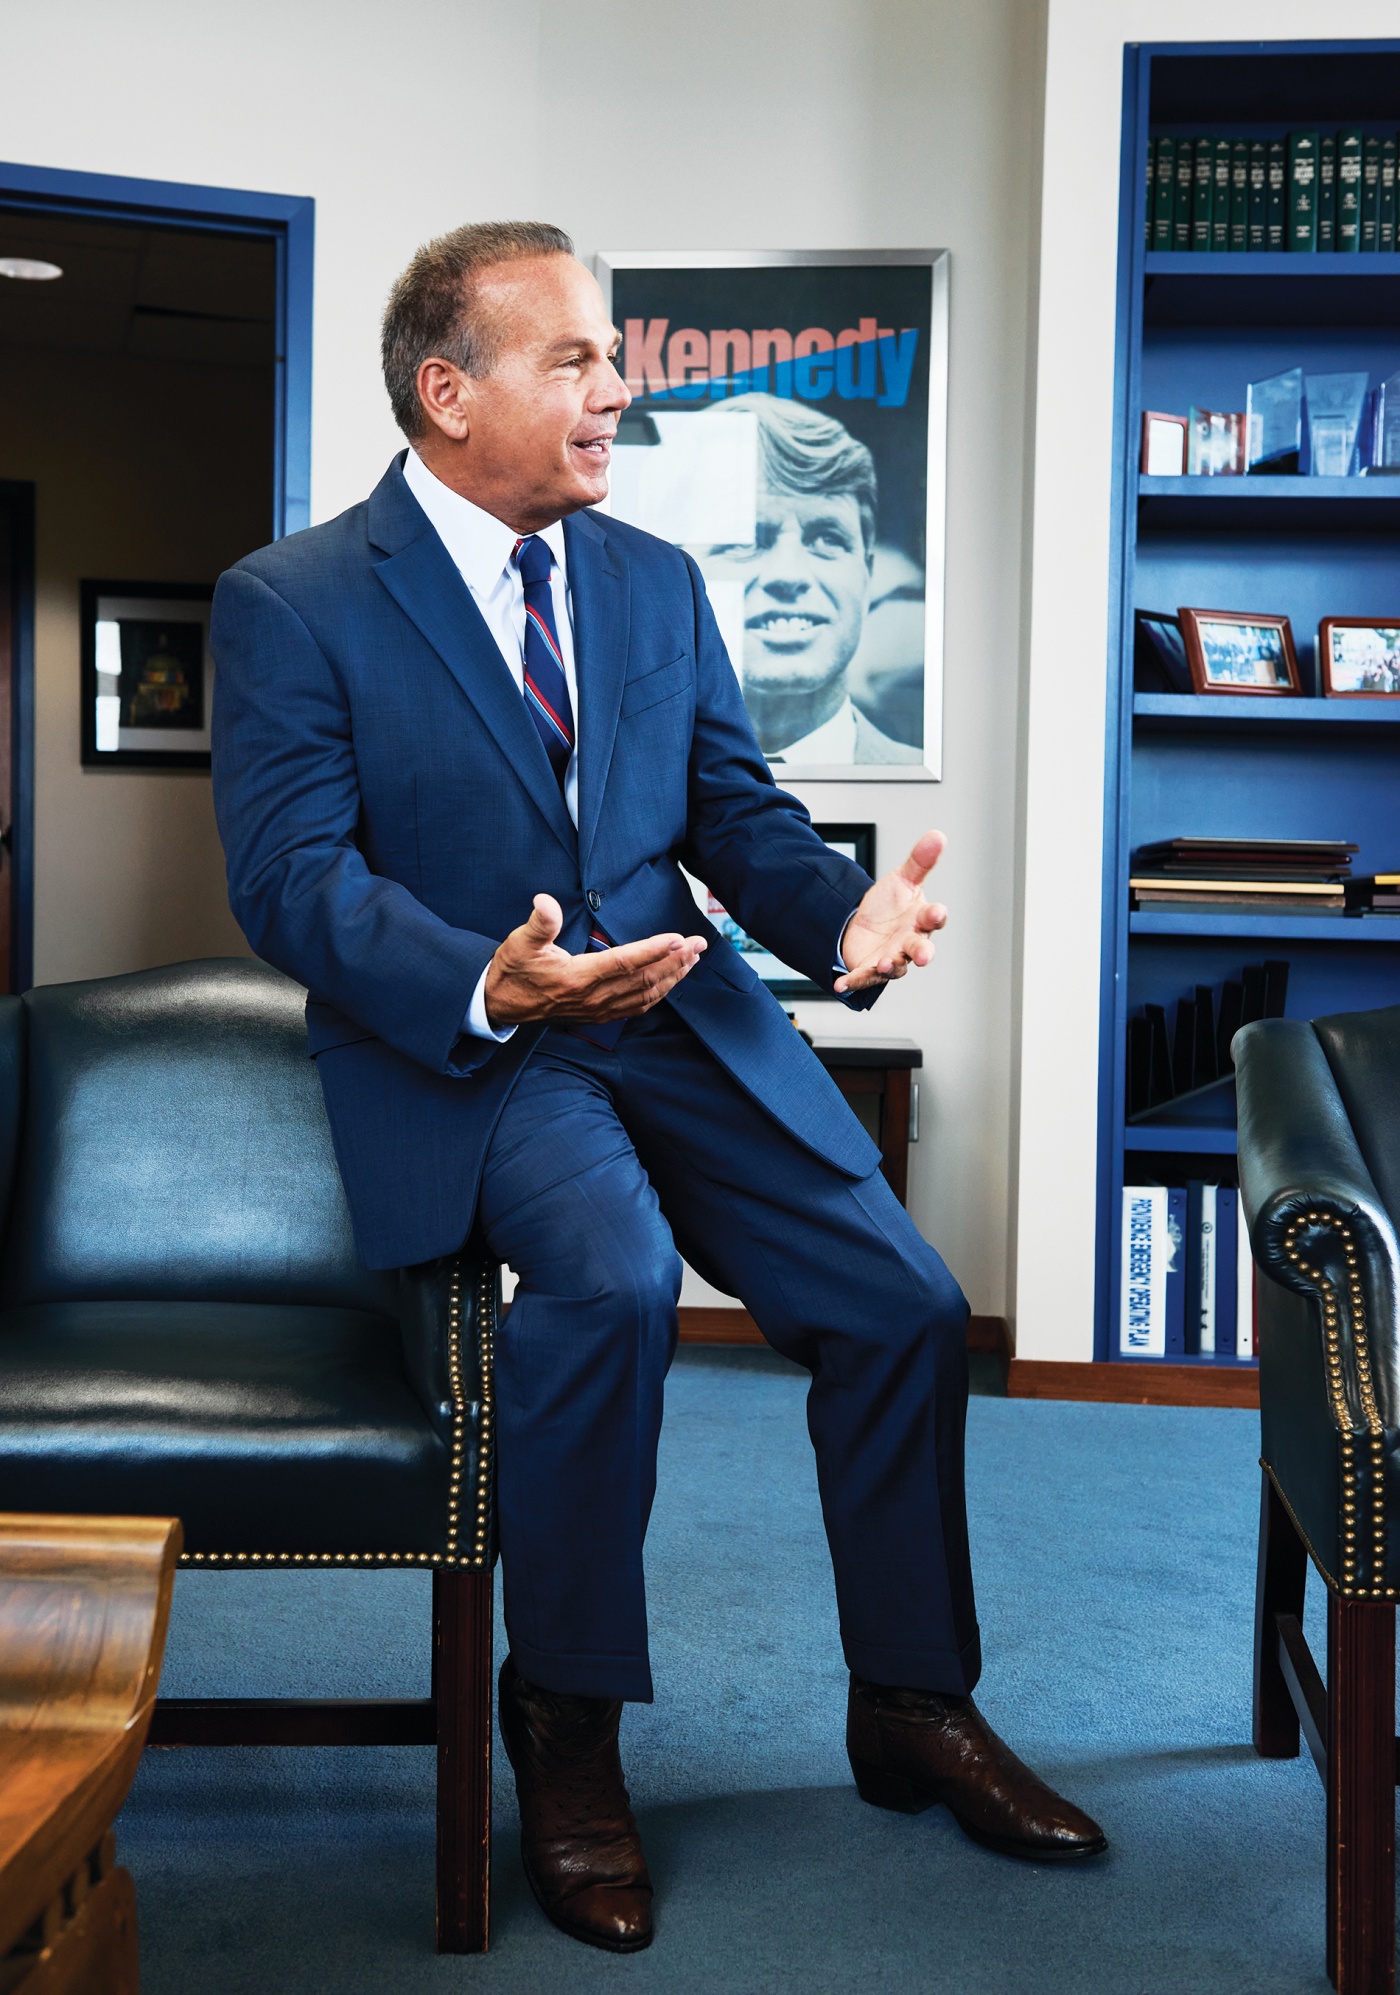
left=1099, top=42, right=1400, bottom=1379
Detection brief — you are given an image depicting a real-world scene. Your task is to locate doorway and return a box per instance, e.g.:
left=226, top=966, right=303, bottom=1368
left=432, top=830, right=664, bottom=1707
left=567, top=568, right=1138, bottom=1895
left=0, top=163, right=312, bottom=993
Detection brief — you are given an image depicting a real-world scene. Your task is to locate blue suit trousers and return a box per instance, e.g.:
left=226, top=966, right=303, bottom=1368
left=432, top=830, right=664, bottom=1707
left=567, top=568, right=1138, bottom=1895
left=477, top=1001, right=980, bottom=1704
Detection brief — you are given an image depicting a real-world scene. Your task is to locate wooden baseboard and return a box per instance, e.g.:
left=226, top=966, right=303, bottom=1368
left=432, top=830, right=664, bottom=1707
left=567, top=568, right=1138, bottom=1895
left=677, top=1307, right=1012, bottom=1354
left=678, top=1307, right=762, bottom=1344
left=1006, top=1358, right=1260, bottom=1408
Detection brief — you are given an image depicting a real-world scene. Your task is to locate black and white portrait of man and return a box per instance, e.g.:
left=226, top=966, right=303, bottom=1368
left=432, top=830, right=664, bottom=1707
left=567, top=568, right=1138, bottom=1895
left=692, top=393, right=920, bottom=765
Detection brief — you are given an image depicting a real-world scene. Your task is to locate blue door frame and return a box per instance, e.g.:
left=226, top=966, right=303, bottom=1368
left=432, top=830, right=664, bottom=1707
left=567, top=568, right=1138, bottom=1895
left=0, top=159, right=314, bottom=991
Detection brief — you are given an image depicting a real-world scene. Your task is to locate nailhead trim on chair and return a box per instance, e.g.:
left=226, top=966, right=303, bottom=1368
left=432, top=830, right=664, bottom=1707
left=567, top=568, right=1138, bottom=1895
left=1282, top=1211, right=1392, bottom=1601
left=177, top=1255, right=498, bottom=1572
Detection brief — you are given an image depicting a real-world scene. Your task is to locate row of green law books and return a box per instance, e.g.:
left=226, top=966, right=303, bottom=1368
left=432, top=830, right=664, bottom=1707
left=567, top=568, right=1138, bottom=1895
left=1146, top=133, right=1399, bottom=254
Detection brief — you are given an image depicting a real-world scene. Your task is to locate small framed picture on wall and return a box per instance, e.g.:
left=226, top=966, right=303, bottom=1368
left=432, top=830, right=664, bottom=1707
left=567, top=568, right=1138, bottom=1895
left=1317, top=617, right=1400, bottom=698
left=80, top=580, right=214, bottom=768
left=686, top=823, right=876, bottom=998
left=1178, top=608, right=1301, bottom=697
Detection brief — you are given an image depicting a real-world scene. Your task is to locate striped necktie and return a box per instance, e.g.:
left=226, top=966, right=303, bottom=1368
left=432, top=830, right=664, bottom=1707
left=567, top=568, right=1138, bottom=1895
left=514, top=535, right=625, bottom=1048
left=514, top=535, right=573, bottom=795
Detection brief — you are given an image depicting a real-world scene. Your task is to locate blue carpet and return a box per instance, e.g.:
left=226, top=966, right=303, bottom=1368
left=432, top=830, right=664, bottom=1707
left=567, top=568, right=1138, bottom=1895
left=119, top=1347, right=1345, bottom=1994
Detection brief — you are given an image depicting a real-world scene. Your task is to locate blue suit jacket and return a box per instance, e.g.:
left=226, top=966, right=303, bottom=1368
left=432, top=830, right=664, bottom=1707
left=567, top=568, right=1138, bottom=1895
left=211, top=455, right=882, bottom=1269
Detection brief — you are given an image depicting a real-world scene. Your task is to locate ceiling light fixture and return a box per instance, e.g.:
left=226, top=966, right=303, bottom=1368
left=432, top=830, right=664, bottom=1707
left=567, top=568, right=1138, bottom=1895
left=0, top=257, right=63, bottom=281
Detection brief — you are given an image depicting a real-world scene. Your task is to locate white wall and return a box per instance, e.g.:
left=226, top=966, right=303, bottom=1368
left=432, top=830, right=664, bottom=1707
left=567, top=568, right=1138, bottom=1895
left=1014, top=0, right=1400, bottom=1359
left=2, top=0, right=1047, bottom=1315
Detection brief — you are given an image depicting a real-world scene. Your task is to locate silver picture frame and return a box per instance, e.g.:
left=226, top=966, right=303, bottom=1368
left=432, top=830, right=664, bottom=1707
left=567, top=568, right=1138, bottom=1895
left=594, top=249, right=949, bottom=781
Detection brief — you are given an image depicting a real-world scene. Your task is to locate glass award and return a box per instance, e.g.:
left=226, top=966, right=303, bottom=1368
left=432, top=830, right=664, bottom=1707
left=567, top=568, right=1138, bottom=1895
left=1305, top=370, right=1369, bottom=478
left=1187, top=408, right=1245, bottom=477
left=1245, top=366, right=1303, bottom=474
left=1369, top=370, right=1400, bottom=474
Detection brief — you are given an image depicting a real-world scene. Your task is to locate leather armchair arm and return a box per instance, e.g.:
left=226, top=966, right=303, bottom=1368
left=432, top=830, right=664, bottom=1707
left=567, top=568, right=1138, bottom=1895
left=1236, top=1016, right=1400, bottom=1437
left=396, top=1249, right=499, bottom=1570
left=397, top=1251, right=499, bottom=1448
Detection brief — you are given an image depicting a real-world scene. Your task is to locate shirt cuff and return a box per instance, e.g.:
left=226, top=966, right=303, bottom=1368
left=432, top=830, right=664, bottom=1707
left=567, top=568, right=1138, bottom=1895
left=833, top=910, right=860, bottom=1005
left=464, top=964, right=516, bottom=1043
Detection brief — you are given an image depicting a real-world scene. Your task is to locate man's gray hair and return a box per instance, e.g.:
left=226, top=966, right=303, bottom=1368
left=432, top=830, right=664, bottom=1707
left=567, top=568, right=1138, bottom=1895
left=709, top=393, right=878, bottom=557
left=381, top=220, right=575, bottom=439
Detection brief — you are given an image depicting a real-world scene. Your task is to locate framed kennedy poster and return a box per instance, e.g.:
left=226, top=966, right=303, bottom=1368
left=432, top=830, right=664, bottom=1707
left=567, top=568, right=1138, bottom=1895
left=593, top=250, right=948, bottom=780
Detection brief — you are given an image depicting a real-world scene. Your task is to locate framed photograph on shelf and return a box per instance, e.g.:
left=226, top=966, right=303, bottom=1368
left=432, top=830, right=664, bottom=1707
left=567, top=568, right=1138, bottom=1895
left=686, top=823, right=876, bottom=999
left=1318, top=617, right=1400, bottom=698
left=1133, top=610, right=1191, bottom=692
left=593, top=249, right=947, bottom=780
left=80, top=580, right=214, bottom=768
left=1178, top=608, right=1301, bottom=697
left=1139, top=411, right=1188, bottom=478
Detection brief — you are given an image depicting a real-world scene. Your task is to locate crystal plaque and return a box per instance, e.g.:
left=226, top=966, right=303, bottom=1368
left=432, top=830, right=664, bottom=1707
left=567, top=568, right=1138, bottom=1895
left=1246, top=366, right=1303, bottom=474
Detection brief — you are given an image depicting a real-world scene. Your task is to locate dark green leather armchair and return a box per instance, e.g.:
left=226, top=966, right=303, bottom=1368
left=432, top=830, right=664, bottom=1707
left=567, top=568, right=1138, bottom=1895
left=1235, top=1001, right=1400, bottom=1995
left=0, top=958, right=498, bottom=1953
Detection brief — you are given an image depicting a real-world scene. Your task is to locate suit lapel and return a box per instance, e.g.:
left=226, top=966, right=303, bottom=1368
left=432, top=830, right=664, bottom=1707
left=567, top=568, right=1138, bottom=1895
left=566, top=511, right=630, bottom=871
left=368, top=460, right=575, bottom=859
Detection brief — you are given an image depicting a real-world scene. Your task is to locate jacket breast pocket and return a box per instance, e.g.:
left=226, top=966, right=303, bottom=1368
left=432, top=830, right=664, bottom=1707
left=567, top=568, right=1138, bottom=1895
left=618, top=653, right=691, bottom=721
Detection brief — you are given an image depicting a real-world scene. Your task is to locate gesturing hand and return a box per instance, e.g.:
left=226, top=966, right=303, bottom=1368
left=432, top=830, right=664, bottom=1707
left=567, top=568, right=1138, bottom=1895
left=484, top=895, right=708, bottom=1029
left=833, top=830, right=948, bottom=996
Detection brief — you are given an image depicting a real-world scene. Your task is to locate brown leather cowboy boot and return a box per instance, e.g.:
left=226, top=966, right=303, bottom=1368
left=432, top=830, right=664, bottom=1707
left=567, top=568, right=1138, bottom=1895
left=847, top=1675, right=1108, bottom=1862
left=498, top=1655, right=654, bottom=1951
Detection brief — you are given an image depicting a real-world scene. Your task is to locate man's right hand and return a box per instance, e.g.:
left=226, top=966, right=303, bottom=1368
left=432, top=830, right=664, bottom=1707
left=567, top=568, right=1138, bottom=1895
left=484, top=894, right=708, bottom=1028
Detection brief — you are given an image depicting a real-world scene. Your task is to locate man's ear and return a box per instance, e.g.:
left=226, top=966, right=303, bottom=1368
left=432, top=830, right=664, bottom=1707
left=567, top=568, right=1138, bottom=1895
left=416, top=357, right=472, bottom=442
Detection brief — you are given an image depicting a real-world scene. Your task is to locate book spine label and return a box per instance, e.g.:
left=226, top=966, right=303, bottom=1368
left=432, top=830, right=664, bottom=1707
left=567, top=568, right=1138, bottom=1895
left=1215, top=1189, right=1239, bottom=1360
left=1382, top=137, right=1397, bottom=254
left=1267, top=140, right=1286, bottom=251
left=1237, top=1205, right=1256, bottom=1360
left=1211, top=138, right=1232, bottom=251
left=1146, top=137, right=1155, bottom=249
left=1338, top=131, right=1363, bottom=250
left=1174, top=139, right=1195, bottom=251
left=1193, top=138, right=1215, bottom=251
left=1289, top=131, right=1318, bottom=252
left=1121, top=1186, right=1167, bottom=1357
left=1319, top=134, right=1337, bottom=250
left=1154, top=136, right=1176, bottom=249
left=1166, top=1187, right=1187, bottom=1355
left=1230, top=138, right=1249, bottom=251
left=1248, top=140, right=1268, bottom=250
left=1362, top=135, right=1381, bottom=251
left=1197, top=1182, right=1217, bottom=1354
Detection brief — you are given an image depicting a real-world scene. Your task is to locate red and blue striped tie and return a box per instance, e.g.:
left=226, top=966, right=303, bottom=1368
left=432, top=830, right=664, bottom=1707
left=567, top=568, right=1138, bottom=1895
left=515, top=535, right=626, bottom=1047
left=515, top=535, right=573, bottom=794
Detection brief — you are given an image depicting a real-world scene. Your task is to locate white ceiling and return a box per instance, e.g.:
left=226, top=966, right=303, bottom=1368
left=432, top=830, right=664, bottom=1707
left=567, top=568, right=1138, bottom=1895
left=0, top=210, right=275, bottom=367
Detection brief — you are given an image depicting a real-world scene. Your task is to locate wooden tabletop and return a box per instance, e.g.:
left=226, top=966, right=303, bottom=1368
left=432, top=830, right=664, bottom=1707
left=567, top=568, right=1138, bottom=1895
left=0, top=1512, right=182, bottom=1959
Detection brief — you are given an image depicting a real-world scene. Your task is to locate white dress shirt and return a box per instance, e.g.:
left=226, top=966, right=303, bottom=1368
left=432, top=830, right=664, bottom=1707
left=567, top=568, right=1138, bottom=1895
left=766, top=696, right=858, bottom=766
left=404, top=448, right=581, bottom=1041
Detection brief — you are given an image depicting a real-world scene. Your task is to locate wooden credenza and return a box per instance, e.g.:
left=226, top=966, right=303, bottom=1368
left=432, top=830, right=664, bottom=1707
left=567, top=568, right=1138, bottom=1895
left=810, top=1035, right=922, bottom=1207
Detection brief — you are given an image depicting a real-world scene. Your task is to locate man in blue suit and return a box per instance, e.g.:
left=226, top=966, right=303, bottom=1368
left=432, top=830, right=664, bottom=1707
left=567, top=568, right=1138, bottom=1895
left=212, top=221, right=1104, bottom=1955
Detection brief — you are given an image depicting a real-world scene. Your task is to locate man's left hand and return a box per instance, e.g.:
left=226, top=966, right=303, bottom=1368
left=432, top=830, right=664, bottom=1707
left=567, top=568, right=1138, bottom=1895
left=833, top=830, right=947, bottom=996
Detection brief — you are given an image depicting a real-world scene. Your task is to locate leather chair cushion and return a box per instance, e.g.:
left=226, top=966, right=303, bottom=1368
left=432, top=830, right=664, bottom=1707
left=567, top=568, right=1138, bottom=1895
left=0, top=1301, right=450, bottom=1556
left=2, top=962, right=397, bottom=1313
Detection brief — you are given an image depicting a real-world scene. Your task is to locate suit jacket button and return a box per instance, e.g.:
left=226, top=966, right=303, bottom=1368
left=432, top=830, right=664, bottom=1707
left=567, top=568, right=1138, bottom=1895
left=587, top=889, right=602, bottom=911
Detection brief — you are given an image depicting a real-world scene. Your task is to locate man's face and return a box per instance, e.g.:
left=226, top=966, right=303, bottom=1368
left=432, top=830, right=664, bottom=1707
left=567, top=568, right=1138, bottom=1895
left=704, top=490, right=870, bottom=704
left=417, top=255, right=630, bottom=531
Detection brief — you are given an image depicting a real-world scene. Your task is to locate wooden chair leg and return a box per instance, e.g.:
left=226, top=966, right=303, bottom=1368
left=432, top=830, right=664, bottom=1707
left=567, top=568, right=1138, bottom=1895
left=433, top=1567, right=493, bottom=1953
left=1255, top=1469, right=1308, bottom=1757
left=1326, top=1591, right=1395, bottom=1995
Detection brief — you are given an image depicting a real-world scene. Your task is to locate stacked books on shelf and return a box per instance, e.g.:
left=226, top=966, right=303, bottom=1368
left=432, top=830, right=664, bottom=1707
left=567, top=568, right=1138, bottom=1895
left=1129, top=837, right=1356, bottom=911
left=1347, top=871, right=1400, bottom=912
left=1126, top=958, right=1288, bottom=1121
left=1121, top=1180, right=1255, bottom=1362
left=1147, top=131, right=1399, bottom=252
